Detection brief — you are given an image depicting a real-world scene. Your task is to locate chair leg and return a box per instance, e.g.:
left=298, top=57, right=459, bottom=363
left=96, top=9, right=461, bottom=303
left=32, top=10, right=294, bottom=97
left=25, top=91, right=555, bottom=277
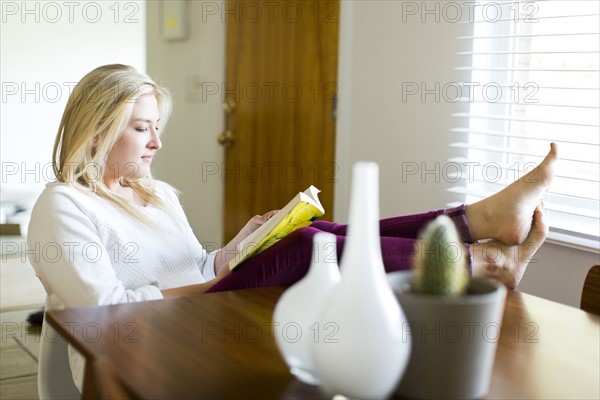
left=27, top=307, right=45, bottom=325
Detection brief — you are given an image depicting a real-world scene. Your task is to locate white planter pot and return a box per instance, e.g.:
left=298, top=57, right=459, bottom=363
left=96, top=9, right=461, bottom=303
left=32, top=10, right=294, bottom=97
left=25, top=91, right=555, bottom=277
left=388, top=270, right=507, bottom=399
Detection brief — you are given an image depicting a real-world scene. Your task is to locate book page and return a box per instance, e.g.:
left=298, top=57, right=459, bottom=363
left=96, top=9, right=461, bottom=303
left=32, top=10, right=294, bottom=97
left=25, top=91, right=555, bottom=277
left=229, top=186, right=324, bottom=270
left=249, top=201, right=322, bottom=253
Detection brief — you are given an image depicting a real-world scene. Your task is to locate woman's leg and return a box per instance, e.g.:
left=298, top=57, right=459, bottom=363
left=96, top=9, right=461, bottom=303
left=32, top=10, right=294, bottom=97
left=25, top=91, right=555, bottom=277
left=315, top=143, right=557, bottom=246
left=209, top=143, right=557, bottom=292
left=209, top=207, right=544, bottom=293
left=207, top=227, right=457, bottom=292
left=311, top=205, right=474, bottom=243
left=209, top=205, right=545, bottom=293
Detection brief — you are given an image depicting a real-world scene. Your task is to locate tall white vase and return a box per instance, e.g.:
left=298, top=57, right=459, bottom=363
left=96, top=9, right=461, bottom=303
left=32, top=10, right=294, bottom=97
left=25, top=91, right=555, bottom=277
left=312, top=162, right=411, bottom=399
left=273, top=232, right=341, bottom=385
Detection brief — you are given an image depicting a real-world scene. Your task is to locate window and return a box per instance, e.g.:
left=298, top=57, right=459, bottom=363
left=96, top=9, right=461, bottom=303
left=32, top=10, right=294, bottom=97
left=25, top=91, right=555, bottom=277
left=450, top=0, right=599, bottom=250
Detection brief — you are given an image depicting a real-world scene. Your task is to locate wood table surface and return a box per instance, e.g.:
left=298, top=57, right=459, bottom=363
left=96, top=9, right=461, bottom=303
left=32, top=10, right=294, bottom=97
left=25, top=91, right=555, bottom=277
left=46, top=287, right=600, bottom=399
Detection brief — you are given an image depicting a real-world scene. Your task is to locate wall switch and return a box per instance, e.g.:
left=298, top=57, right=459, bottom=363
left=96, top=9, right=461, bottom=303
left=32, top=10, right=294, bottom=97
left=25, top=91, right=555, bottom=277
left=161, top=0, right=187, bottom=41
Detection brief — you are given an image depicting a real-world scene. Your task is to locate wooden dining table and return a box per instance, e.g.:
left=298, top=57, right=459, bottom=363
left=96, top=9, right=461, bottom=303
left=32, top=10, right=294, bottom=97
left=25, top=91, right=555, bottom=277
left=46, top=286, right=600, bottom=399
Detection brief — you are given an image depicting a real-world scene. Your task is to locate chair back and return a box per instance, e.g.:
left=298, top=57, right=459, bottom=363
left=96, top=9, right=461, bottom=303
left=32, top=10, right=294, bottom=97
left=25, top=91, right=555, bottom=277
left=37, top=309, right=80, bottom=400
left=581, top=265, right=600, bottom=315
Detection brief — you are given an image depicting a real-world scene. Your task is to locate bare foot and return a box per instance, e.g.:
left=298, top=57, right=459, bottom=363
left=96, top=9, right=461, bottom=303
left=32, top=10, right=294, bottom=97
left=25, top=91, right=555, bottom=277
left=466, top=143, right=557, bottom=245
left=471, top=206, right=548, bottom=289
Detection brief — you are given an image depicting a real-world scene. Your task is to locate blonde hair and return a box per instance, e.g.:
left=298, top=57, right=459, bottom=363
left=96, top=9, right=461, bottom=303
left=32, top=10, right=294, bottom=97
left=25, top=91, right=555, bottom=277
left=53, top=64, right=174, bottom=221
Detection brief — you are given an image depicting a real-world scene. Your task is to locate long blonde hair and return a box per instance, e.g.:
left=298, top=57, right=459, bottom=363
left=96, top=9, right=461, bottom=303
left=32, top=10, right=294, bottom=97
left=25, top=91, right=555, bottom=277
left=53, top=64, right=174, bottom=221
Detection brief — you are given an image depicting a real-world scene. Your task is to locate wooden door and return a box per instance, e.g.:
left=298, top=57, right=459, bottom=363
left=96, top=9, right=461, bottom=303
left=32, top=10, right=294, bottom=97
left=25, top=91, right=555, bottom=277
left=222, top=0, right=339, bottom=242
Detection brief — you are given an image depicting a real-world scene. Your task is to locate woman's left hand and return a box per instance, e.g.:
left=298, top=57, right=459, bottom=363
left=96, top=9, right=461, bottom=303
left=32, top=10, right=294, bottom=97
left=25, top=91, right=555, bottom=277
left=237, top=210, right=279, bottom=241
left=213, top=210, right=279, bottom=275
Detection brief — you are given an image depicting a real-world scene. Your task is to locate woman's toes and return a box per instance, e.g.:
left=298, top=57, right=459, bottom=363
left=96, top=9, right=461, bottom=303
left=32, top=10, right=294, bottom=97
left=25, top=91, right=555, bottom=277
left=473, top=208, right=548, bottom=289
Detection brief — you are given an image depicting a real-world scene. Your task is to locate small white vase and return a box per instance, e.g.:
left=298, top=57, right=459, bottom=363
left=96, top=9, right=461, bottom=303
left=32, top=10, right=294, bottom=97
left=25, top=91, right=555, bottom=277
left=312, top=162, right=411, bottom=399
left=273, top=232, right=341, bottom=385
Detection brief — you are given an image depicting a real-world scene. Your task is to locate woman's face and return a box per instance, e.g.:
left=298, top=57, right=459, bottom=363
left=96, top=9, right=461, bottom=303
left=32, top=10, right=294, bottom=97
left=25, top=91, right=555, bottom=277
left=104, top=94, right=162, bottom=184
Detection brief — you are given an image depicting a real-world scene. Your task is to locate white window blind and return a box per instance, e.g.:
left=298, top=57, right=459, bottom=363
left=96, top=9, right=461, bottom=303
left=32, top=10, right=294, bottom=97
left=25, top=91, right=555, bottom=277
left=449, top=0, right=600, bottom=250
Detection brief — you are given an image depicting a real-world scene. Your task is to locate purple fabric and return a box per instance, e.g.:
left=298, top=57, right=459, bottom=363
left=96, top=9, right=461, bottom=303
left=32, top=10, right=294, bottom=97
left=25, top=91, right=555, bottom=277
left=208, top=206, right=475, bottom=293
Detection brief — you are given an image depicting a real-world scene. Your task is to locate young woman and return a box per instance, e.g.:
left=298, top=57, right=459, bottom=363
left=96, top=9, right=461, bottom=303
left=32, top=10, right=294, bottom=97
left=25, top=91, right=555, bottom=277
left=28, top=64, right=555, bottom=393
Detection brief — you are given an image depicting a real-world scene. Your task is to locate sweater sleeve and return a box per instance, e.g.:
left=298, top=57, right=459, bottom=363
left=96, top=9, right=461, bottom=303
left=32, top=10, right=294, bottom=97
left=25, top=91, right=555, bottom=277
left=202, top=250, right=218, bottom=281
left=27, top=188, right=163, bottom=308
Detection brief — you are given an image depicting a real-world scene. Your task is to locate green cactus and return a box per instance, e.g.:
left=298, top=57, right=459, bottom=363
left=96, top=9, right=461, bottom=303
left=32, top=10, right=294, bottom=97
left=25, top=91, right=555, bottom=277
left=413, top=215, right=469, bottom=296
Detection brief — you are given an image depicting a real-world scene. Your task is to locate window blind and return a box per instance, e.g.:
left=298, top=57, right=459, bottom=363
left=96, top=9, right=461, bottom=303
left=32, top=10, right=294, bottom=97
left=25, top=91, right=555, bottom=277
left=449, top=0, right=600, bottom=250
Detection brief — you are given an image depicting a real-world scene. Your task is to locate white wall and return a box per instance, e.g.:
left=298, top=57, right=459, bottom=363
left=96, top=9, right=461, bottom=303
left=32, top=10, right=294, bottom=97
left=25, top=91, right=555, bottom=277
left=0, top=0, right=146, bottom=209
left=146, top=0, right=226, bottom=248
left=334, top=0, right=472, bottom=223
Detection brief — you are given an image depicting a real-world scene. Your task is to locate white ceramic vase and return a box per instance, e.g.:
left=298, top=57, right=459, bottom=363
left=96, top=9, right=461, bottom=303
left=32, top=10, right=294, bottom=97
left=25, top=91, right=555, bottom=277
left=273, top=232, right=341, bottom=385
left=312, top=162, right=411, bottom=399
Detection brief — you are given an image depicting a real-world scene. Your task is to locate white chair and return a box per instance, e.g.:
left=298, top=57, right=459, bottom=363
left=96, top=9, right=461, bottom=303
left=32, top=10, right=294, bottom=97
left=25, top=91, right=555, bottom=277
left=37, top=303, right=80, bottom=400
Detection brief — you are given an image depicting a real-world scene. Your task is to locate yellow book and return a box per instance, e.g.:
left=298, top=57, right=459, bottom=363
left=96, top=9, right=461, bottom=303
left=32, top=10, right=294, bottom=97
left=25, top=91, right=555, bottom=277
left=228, top=185, right=325, bottom=270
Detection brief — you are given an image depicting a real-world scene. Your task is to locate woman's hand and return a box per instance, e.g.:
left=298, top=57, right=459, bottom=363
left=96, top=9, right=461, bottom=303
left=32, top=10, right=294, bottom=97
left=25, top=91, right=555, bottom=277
left=213, top=210, right=279, bottom=275
left=237, top=210, right=279, bottom=241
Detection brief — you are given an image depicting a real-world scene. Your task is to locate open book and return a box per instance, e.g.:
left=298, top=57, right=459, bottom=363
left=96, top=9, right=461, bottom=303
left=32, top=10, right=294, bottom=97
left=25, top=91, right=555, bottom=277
left=228, top=185, right=325, bottom=270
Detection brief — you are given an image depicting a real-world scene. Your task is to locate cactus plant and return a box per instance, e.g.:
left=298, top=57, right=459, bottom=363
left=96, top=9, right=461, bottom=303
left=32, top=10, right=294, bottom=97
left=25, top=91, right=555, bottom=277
left=413, top=215, right=469, bottom=296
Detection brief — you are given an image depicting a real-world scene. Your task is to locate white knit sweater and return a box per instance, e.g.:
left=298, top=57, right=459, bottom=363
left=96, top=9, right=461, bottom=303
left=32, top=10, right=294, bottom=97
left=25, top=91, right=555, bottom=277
left=28, top=180, right=216, bottom=309
left=27, top=180, right=217, bottom=391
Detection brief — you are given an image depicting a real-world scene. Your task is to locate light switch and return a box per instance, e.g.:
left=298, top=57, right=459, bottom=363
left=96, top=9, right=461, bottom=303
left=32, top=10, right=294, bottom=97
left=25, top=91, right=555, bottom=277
left=161, top=0, right=187, bottom=41
left=185, top=75, right=203, bottom=103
